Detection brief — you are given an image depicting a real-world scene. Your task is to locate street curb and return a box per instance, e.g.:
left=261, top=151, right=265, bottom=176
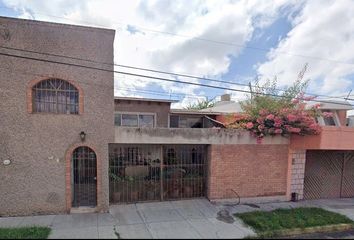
left=258, top=223, right=354, bottom=238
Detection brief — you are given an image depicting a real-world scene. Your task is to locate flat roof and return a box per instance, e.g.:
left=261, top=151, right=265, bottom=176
left=0, top=16, right=115, bottom=34
left=114, top=96, right=178, bottom=103
left=170, top=109, right=222, bottom=115
left=306, top=99, right=353, bottom=110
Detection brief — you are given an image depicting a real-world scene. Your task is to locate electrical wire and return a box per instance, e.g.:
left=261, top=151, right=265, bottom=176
left=0, top=50, right=353, bottom=107
left=1, top=7, right=354, bottom=66
left=0, top=65, right=216, bottom=101
left=0, top=46, right=353, bottom=102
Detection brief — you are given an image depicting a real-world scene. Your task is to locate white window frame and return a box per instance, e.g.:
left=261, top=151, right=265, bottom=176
left=115, top=112, right=157, bottom=128
left=317, top=110, right=341, bottom=127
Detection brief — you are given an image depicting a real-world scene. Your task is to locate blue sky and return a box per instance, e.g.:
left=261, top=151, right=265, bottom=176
left=1, top=0, right=354, bottom=108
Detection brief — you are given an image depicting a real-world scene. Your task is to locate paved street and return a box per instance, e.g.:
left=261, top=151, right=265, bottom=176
left=0, top=198, right=353, bottom=239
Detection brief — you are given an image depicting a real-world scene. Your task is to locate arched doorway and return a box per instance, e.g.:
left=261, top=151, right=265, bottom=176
left=72, top=146, right=97, bottom=207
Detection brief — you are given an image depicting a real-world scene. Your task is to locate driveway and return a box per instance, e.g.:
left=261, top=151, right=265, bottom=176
left=0, top=198, right=353, bottom=239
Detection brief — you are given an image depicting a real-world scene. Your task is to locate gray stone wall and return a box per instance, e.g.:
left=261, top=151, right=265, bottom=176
left=290, top=150, right=306, bottom=200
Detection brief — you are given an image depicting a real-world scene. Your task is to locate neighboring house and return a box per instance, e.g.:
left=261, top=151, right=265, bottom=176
left=112, top=96, right=289, bottom=205
left=290, top=100, right=354, bottom=200
left=201, top=94, right=354, bottom=201
left=0, top=17, right=353, bottom=217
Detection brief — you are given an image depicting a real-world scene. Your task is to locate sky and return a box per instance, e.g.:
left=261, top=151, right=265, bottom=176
left=1, top=0, right=354, bottom=109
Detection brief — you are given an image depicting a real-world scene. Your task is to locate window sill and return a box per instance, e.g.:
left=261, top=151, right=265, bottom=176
left=29, top=112, right=82, bottom=116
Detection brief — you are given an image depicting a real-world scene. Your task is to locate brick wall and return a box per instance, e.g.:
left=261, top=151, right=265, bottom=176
left=290, top=150, right=306, bottom=200
left=207, top=144, right=289, bottom=200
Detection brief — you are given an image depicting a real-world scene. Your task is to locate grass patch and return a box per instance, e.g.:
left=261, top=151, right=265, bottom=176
left=235, top=207, right=353, bottom=236
left=0, top=226, right=51, bottom=239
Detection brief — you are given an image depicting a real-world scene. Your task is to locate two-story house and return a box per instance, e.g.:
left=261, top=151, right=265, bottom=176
left=0, top=16, right=115, bottom=216
left=1, top=16, right=353, bottom=217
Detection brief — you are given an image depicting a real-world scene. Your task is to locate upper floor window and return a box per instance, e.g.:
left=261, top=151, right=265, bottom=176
left=33, top=79, right=79, bottom=114
left=115, top=113, right=155, bottom=127
left=317, top=110, right=340, bottom=126
left=169, top=115, right=203, bottom=128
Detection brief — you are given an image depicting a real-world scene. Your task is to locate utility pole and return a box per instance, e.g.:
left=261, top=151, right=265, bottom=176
left=249, top=82, right=253, bottom=100
left=345, top=89, right=352, bottom=101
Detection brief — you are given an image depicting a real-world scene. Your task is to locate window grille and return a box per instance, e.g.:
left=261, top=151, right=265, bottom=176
left=33, top=79, right=79, bottom=114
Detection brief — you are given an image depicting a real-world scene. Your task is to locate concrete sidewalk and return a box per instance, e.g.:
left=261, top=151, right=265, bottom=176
left=0, top=199, right=255, bottom=239
left=1, top=198, right=353, bottom=239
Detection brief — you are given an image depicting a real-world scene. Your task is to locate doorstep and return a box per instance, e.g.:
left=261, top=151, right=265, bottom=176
left=70, top=207, right=97, bottom=214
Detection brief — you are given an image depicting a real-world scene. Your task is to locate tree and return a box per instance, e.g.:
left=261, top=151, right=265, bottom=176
left=226, top=64, right=332, bottom=141
left=185, top=97, right=216, bottom=110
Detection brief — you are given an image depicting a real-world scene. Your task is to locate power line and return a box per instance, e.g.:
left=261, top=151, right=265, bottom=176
left=0, top=45, right=352, bottom=102
left=0, top=50, right=353, bottom=107
left=1, top=7, right=354, bottom=66
left=116, top=87, right=213, bottom=100
left=0, top=65, right=216, bottom=100
left=0, top=46, right=265, bottom=89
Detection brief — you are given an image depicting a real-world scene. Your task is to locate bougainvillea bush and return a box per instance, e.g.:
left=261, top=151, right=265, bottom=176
left=226, top=76, right=332, bottom=142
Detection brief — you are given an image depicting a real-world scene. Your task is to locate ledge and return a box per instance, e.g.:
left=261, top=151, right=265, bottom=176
left=291, top=126, right=354, bottom=150
left=114, top=127, right=289, bottom=145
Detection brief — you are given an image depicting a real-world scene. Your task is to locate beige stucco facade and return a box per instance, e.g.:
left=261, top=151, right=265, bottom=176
left=0, top=17, right=115, bottom=216
left=114, top=98, right=172, bottom=127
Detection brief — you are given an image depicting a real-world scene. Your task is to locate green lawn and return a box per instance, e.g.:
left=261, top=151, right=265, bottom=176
left=0, top=226, right=51, bottom=239
left=235, top=207, right=353, bottom=234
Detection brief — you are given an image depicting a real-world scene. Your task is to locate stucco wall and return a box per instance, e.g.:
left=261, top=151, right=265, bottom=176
left=0, top=17, right=115, bottom=216
left=115, top=127, right=289, bottom=145
left=114, top=99, right=171, bottom=127
left=207, top=144, right=289, bottom=201
left=291, top=126, right=354, bottom=150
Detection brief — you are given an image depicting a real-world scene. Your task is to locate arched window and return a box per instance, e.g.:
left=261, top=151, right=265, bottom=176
left=33, top=79, right=79, bottom=114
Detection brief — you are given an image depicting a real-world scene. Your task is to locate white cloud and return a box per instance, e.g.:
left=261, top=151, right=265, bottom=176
left=257, top=0, right=354, bottom=98
left=3, top=0, right=297, bottom=107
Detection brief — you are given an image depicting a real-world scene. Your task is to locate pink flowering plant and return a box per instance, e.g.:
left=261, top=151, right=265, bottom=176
left=226, top=72, right=332, bottom=140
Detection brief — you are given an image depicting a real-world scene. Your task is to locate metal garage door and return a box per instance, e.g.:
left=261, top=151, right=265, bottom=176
left=304, top=150, right=354, bottom=200
left=341, top=152, right=354, bottom=198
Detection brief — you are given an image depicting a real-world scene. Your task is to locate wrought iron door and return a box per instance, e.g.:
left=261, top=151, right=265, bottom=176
left=72, top=146, right=97, bottom=207
left=109, top=144, right=207, bottom=203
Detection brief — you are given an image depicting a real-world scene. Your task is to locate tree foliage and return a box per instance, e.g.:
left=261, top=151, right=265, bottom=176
left=226, top=65, right=332, bottom=141
left=185, top=97, right=216, bottom=110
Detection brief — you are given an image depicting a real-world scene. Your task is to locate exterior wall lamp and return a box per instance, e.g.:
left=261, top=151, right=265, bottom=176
left=80, top=131, right=86, bottom=142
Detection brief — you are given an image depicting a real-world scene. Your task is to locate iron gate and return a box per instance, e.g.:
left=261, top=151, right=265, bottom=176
left=72, top=146, right=97, bottom=207
left=109, top=144, right=207, bottom=203
left=304, top=150, right=354, bottom=200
